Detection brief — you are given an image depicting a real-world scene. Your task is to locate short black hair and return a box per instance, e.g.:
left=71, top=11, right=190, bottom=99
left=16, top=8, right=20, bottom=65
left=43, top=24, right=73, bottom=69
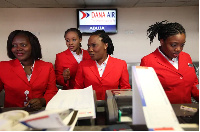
left=147, top=20, right=186, bottom=44
left=7, top=30, right=42, bottom=60
left=91, top=30, right=114, bottom=55
left=64, top=28, right=82, bottom=47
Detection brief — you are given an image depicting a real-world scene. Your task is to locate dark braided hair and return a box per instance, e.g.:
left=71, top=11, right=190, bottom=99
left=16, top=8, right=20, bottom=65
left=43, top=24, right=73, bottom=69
left=147, top=20, right=186, bottom=45
left=64, top=28, right=82, bottom=47
left=91, top=30, right=114, bottom=55
left=7, top=30, right=42, bottom=60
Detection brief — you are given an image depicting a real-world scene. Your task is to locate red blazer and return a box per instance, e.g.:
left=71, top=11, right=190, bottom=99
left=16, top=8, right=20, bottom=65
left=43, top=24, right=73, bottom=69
left=140, top=49, right=199, bottom=104
left=55, top=49, right=91, bottom=90
left=74, top=56, right=131, bottom=100
left=0, top=59, right=58, bottom=107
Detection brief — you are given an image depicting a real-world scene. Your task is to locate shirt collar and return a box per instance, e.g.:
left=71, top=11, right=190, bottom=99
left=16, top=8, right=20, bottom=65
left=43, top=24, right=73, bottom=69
left=158, top=47, right=178, bottom=62
left=96, top=55, right=109, bottom=66
left=70, top=49, right=82, bottom=56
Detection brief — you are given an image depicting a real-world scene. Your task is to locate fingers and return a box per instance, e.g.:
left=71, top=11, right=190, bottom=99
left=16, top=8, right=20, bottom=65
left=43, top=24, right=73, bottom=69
left=24, top=102, right=30, bottom=107
left=27, top=99, right=42, bottom=110
left=63, top=68, right=70, bottom=80
left=63, top=68, right=70, bottom=75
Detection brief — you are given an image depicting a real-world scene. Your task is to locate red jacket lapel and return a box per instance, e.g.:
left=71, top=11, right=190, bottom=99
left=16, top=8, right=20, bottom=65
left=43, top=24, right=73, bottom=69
left=11, top=59, right=30, bottom=86
left=154, top=49, right=179, bottom=73
left=30, top=60, right=42, bottom=84
left=101, top=56, right=114, bottom=80
left=64, top=49, right=78, bottom=64
left=88, top=60, right=101, bottom=81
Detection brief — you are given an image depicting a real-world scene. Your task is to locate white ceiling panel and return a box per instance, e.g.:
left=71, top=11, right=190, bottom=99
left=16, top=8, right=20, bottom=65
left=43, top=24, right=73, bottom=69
left=163, top=1, right=188, bottom=7
left=166, top=0, right=191, bottom=2
left=56, top=0, right=85, bottom=7
left=0, top=0, right=198, bottom=8
left=84, top=0, right=114, bottom=8
left=109, top=0, right=139, bottom=8
left=57, top=0, right=84, bottom=4
left=136, top=0, right=191, bottom=7
left=139, top=0, right=165, bottom=2
left=186, top=1, right=199, bottom=6
left=6, top=0, right=58, bottom=5
left=5, top=0, right=58, bottom=8
left=0, top=0, right=16, bottom=8
left=136, top=2, right=164, bottom=7
left=84, top=0, right=113, bottom=5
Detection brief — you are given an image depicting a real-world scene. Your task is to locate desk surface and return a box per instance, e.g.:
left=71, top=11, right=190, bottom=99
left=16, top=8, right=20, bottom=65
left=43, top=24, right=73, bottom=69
left=77, top=103, right=199, bottom=131
left=0, top=103, right=199, bottom=131
left=74, top=125, right=107, bottom=131
left=1, top=107, right=45, bottom=114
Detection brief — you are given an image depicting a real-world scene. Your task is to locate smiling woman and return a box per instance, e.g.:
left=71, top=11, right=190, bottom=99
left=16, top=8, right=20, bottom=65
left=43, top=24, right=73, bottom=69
left=0, top=30, right=58, bottom=110
left=10, top=34, right=34, bottom=75
left=140, top=20, right=199, bottom=104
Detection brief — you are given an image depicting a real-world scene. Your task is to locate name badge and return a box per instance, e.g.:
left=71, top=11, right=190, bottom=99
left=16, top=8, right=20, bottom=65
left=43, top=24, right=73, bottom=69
left=188, top=63, right=194, bottom=67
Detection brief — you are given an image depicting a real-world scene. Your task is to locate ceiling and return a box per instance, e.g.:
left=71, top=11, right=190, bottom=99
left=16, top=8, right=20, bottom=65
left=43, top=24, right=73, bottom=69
left=0, top=0, right=198, bottom=8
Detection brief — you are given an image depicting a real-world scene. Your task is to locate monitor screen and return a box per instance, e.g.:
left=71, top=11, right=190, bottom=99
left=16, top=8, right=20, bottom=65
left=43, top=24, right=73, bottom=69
left=77, top=9, right=117, bottom=34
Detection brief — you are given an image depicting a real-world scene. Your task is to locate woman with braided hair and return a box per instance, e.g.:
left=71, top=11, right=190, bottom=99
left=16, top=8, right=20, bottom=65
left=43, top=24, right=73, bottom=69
left=55, top=28, right=91, bottom=90
left=74, top=30, right=131, bottom=100
left=140, top=20, right=199, bottom=104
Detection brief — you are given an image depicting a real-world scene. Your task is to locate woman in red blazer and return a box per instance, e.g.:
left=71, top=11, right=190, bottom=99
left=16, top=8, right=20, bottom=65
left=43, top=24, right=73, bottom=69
left=74, top=30, right=131, bottom=100
left=140, top=21, right=199, bottom=104
left=0, top=30, right=58, bottom=110
left=55, top=28, right=91, bottom=90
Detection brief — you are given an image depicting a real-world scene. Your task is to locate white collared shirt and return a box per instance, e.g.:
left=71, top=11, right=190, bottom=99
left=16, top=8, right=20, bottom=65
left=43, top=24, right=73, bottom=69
left=71, top=50, right=83, bottom=64
left=158, top=47, right=179, bottom=69
left=96, top=55, right=109, bottom=77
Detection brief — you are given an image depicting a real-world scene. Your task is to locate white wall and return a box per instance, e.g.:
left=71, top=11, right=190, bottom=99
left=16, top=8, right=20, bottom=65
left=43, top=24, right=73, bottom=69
left=0, top=6, right=198, bottom=64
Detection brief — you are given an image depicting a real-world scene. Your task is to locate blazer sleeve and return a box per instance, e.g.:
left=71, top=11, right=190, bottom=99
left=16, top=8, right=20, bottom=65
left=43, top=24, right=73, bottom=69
left=187, top=54, right=199, bottom=102
left=0, top=63, right=4, bottom=92
left=74, top=62, right=84, bottom=89
left=55, top=54, right=69, bottom=87
left=140, top=57, right=148, bottom=66
left=43, top=63, right=58, bottom=104
left=191, top=73, right=199, bottom=102
left=0, top=78, right=3, bottom=92
left=119, top=61, right=131, bottom=89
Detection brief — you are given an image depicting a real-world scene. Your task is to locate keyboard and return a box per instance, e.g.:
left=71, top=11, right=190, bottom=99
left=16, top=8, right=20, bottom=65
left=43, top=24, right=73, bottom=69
left=177, top=116, right=193, bottom=123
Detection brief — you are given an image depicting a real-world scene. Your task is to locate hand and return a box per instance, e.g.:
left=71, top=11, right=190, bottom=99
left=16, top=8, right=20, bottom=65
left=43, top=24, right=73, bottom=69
left=25, top=98, right=46, bottom=111
left=63, top=68, right=70, bottom=82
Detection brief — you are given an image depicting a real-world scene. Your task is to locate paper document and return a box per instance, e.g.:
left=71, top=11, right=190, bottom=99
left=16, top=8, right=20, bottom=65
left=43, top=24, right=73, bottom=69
left=46, top=85, right=96, bottom=119
left=20, top=109, right=78, bottom=131
left=132, top=66, right=183, bottom=131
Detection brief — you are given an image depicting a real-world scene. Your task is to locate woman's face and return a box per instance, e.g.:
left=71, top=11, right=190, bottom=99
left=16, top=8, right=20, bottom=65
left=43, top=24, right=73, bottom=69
left=65, top=31, right=82, bottom=52
left=87, top=35, right=108, bottom=62
left=11, top=35, right=32, bottom=63
left=160, top=33, right=186, bottom=60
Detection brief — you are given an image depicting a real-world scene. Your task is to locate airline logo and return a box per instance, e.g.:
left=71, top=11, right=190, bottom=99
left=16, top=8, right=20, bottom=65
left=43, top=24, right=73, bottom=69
left=80, top=11, right=90, bottom=19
